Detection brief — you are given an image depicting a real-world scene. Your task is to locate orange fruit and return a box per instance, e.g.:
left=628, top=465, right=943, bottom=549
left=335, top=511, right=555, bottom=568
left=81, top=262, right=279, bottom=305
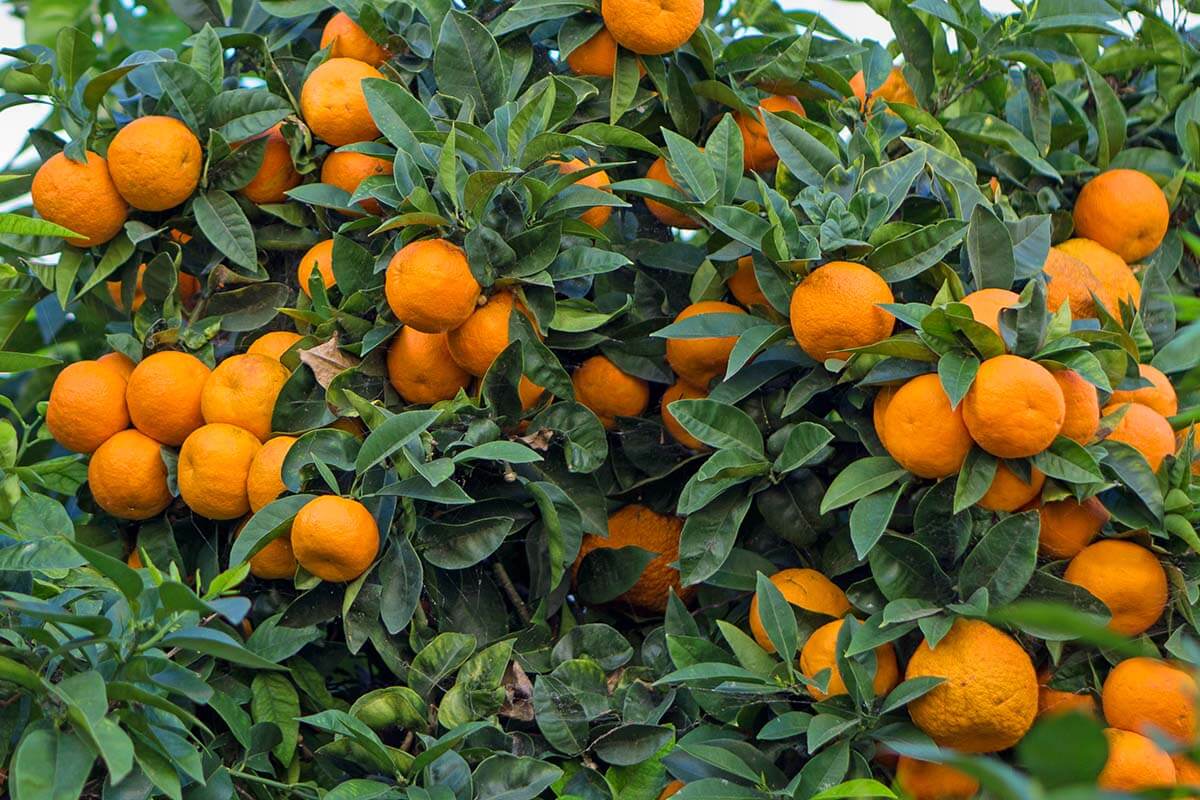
left=87, top=429, right=171, bottom=520
left=297, top=238, right=335, bottom=298
left=246, top=435, right=298, bottom=513
left=658, top=780, right=685, bottom=800
left=385, top=239, right=481, bottom=333
left=661, top=379, right=707, bottom=450
left=239, top=123, right=300, bottom=204
left=97, top=351, right=135, bottom=380
left=321, top=150, right=393, bottom=216
left=574, top=505, right=694, bottom=613
left=567, top=27, right=642, bottom=77
left=728, top=256, right=769, bottom=308
left=300, top=58, right=383, bottom=146
left=1052, top=369, right=1100, bottom=444
left=201, top=353, right=291, bottom=441
left=850, top=67, right=918, bottom=110
left=735, top=95, right=806, bottom=172
left=127, top=549, right=143, bottom=569
left=178, top=423, right=262, bottom=519
left=45, top=360, right=130, bottom=454
left=600, top=0, right=702, bottom=55
left=1103, top=657, right=1197, bottom=743
left=446, top=290, right=531, bottom=376
left=962, top=355, right=1065, bottom=459
left=1174, top=755, right=1200, bottom=789
left=125, top=351, right=211, bottom=446
left=1036, top=668, right=1096, bottom=718
left=1074, top=169, right=1170, bottom=263
left=519, top=376, right=547, bottom=411
left=960, top=288, right=1019, bottom=337
left=665, top=300, right=745, bottom=388
left=789, top=261, right=895, bottom=362
left=748, top=568, right=850, bottom=653
left=553, top=158, right=613, bottom=229
left=882, top=374, right=973, bottom=479
left=107, top=116, right=203, bottom=211
left=1109, top=363, right=1178, bottom=417
left=31, top=151, right=127, bottom=247
left=240, top=523, right=297, bottom=581
left=644, top=156, right=700, bottom=229
left=320, top=11, right=389, bottom=66
left=894, top=757, right=980, bottom=800
left=572, top=355, right=650, bottom=429
left=107, top=263, right=201, bottom=312
left=291, top=495, right=380, bottom=582
left=386, top=327, right=472, bottom=404
left=248, top=331, right=304, bottom=361
left=904, top=618, right=1037, bottom=753
left=1043, top=247, right=1104, bottom=320
left=872, top=384, right=897, bottom=450
left=1037, top=496, right=1107, bottom=559
left=1102, top=402, right=1175, bottom=471
left=1056, top=238, right=1141, bottom=319
left=1064, top=539, right=1166, bottom=636
left=800, top=618, right=899, bottom=700
left=977, top=464, right=1044, bottom=512
left=1098, top=728, right=1176, bottom=791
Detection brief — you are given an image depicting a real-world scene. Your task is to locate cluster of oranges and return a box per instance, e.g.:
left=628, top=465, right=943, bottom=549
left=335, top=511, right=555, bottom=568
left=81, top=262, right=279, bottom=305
left=44, top=337, right=378, bottom=584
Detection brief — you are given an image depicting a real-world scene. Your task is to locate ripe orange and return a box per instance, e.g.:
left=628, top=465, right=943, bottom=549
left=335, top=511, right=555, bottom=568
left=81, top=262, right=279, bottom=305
left=107, top=116, right=202, bottom=211
left=519, top=376, right=547, bottom=411
left=658, top=780, right=685, bottom=800
left=45, top=360, right=130, bottom=454
left=88, top=429, right=171, bottom=520
left=789, top=262, right=895, bottom=362
left=572, top=355, right=650, bottom=429
left=960, top=288, right=1019, bottom=337
left=1102, top=402, right=1175, bottom=471
left=298, top=238, right=335, bottom=298
left=386, top=327, right=471, bottom=404
left=1038, top=496, right=1107, bottom=559
left=31, top=151, right=127, bottom=247
left=904, top=618, right=1037, bottom=753
left=107, top=263, right=201, bottom=313
left=385, top=239, right=481, bottom=333
left=1037, top=668, right=1096, bottom=718
left=872, top=384, right=897, bottom=450
left=1109, top=363, right=1178, bottom=417
left=97, top=351, right=135, bottom=380
left=320, top=11, right=389, bottom=66
left=567, top=27, right=642, bottom=77
left=1102, top=657, right=1197, bottom=743
left=446, top=290, right=531, bottom=376
left=600, top=0, right=702, bottom=55
left=574, top=505, right=694, bottom=612
left=239, top=522, right=297, bottom=581
left=850, top=67, right=918, bottom=110
left=665, top=300, right=745, bottom=388
left=748, top=568, right=850, bottom=653
left=728, top=256, right=769, bottom=308
left=644, top=156, right=700, bottom=229
left=291, top=495, right=381, bottom=582
left=300, top=58, right=383, bottom=146
left=240, top=124, right=300, bottom=205
left=894, top=757, right=980, bottom=800
left=247, top=331, right=303, bottom=361
left=201, top=353, right=291, bottom=441
left=735, top=95, right=806, bottom=172
left=553, top=158, right=613, bottom=229
left=178, top=423, right=262, bottom=519
left=1056, top=238, right=1141, bottom=319
left=126, top=351, right=211, bottom=446
left=1098, top=728, right=1176, bottom=791
left=661, top=379, right=707, bottom=450
left=962, top=355, right=1065, bottom=459
left=1052, top=369, right=1100, bottom=444
left=1074, top=169, right=1170, bottom=263
left=321, top=150, right=393, bottom=216
left=1043, top=247, right=1104, bottom=320
left=1174, top=755, right=1200, bottom=789
left=246, top=435, right=298, bottom=513
left=1064, top=539, right=1166, bottom=636
left=977, top=464, right=1044, bottom=512
left=800, top=618, right=899, bottom=700
left=881, top=374, right=973, bottom=479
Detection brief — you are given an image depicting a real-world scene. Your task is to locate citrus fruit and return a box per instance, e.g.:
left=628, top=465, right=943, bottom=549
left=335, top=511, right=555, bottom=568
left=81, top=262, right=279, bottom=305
left=1043, top=246, right=1104, bottom=320
left=1174, top=755, right=1200, bottom=789
left=446, top=290, right=530, bottom=376
left=247, top=532, right=297, bottom=581
left=728, top=256, right=769, bottom=308
left=1063, top=539, right=1166, bottom=636
left=247, top=331, right=304, bottom=361
left=748, top=568, right=850, bottom=652
left=385, top=239, right=481, bottom=333
left=246, top=435, right=297, bottom=513
left=664, top=300, right=745, bottom=387
left=799, top=618, right=899, bottom=700
left=45, top=360, right=130, bottom=454
left=1052, top=369, right=1100, bottom=444
left=789, top=261, right=895, bottom=362
left=960, top=287, right=1019, bottom=337
left=1108, top=363, right=1178, bottom=417
left=201, top=353, right=291, bottom=441
left=97, top=351, right=135, bottom=380
left=240, top=123, right=301, bottom=204
left=1102, top=657, right=1197, bottom=743
left=88, top=429, right=171, bottom=520
left=31, top=151, right=127, bottom=247
left=567, top=27, right=638, bottom=77
left=1056, top=238, right=1141, bottom=319
left=1038, top=496, right=1107, bottom=559
left=658, top=781, right=685, bottom=800
left=572, top=355, right=650, bottom=429
left=321, top=11, right=389, bottom=66
left=872, top=384, right=897, bottom=450
left=291, top=495, right=381, bottom=582
left=962, top=355, right=1065, bottom=459
left=552, top=158, right=613, bottom=229
left=1037, top=667, right=1097, bottom=718
left=178, top=423, right=262, bottom=520
left=300, top=58, right=383, bottom=146
left=298, top=238, right=335, bottom=298
left=895, top=757, right=980, bottom=800
left=1098, top=728, right=1176, bottom=791
left=107, top=263, right=201, bottom=313
left=107, top=115, right=202, bottom=211
left=735, top=94, right=805, bottom=172
left=977, top=464, right=1044, bottom=512
left=386, top=327, right=472, bottom=404
left=1102, top=402, right=1175, bottom=471
left=574, top=505, right=693, bottom=613
left=1074, top=169, right=1170, bottom=263
left=519, top=376, right=547, bottom=411
left=661, top=379, right=707, bottom=450
left=644, top=156, right=700, bottom=229
left=850, top=67, right=918, bottom=110
left=125, top=351, right=211, bottom=446
left=600, top=0, right=702, bottom=55
left=881, top=374, right=973, bottom=479
left=321, top=149, right=393, bottom=216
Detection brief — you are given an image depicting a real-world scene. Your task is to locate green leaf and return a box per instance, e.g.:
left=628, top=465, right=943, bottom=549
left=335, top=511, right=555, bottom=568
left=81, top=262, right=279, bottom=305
left=472, top=754, right=562, bottom=800
left=678, top=489, right=753, bottom=586
left=230, top=494, right=315, bottom=566
left=11, top=725, right=93, bottom=800
left=435, top=10, right=506, bottom=121
left=849, top=486, right=904, bottom=560
left=576, top=545, right=656, bottom=604
left=409, top=632, right=477, bottom=698
left=966, top=204, right=1015, bottom=291
left=592, top=724, right=673, bottom=767
left=820, top=457, right=908, bottom=513
left=160, top=627, right=288, bottom=670
left=0, top=212, right=83, bottom=240
left=773, top=421, right=834, bottom=473
left=193, top=190, right=258, bottom=271
left=666, top=399, right=764, bottom=457
left=754, top=570, right=798, bottom=661
left=417, top=516, right=514, bottom=569
left=251, top=673, right=300, bottom=765
left=355, top=410, right=442, bottom=472
left=1083, top=60, right=1127, bottom=169
left=1015, top=711, right=1106, bottom=789
left=958, top=511, right=1039, bottom=606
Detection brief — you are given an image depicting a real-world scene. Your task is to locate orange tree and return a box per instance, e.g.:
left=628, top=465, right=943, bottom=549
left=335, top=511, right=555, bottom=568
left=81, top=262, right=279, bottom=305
left=0, top=0, right=1199, bottom=797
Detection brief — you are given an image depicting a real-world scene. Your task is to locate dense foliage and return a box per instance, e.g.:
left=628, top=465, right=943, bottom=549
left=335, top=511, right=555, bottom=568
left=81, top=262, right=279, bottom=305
left=0, top=0, right=1199, bottom=797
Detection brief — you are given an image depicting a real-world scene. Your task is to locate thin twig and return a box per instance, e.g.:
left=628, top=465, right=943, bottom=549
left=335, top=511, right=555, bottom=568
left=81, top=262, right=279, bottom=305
left=492, top=562, right=531, bottom=624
